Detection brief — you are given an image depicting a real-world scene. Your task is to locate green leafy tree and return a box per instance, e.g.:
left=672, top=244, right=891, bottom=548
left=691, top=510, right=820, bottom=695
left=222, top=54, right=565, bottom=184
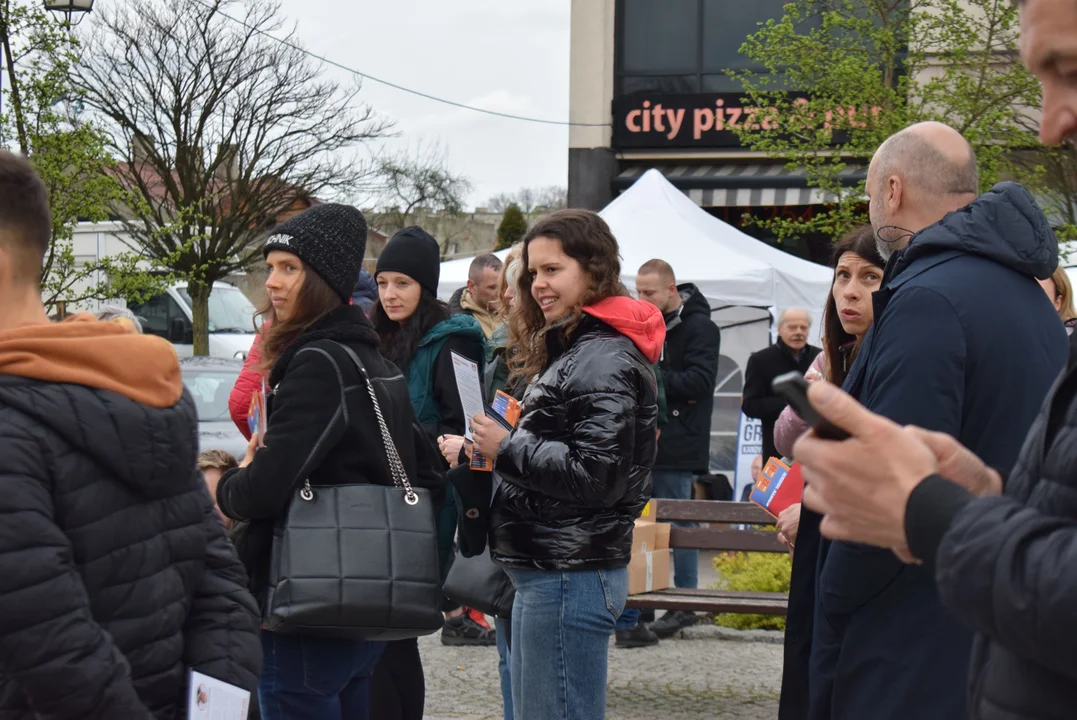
left=496, top=203, right=527, bottom=251
left=731, top=0, right=1042, bottom=242
left=0, top=0, right=165, bottom=312
left=74, top=0, right=389, bottom=354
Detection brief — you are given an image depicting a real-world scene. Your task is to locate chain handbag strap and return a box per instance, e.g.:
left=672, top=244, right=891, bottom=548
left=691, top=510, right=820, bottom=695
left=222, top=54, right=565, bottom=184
left=317, top=342, right=419, bottom=506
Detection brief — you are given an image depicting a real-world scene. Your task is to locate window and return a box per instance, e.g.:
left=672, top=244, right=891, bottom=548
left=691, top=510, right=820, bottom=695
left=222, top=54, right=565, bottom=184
left=702, top=0, right=789, bottom=72
left=711, top=354, right=743, bottom=472
left=621, top=0, right=698, bottom=74
left=175, top=286, right=257, bottom=334
left=183, top=369, right=241, bottom=422
left=129, top=292, right=188, bottom=341
left=616, top=0, right=823, bottom=96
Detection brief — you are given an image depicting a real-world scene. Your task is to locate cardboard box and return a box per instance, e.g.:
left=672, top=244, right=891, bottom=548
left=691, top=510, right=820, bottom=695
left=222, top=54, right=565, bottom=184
left=628, top=548, right=672, bottom=595
left=632, top=503, right=672, bottom=553
left=628, top=504, right=674, bottom=595
left=654, top=521, right=671, bottom=550
left=631, top=518, right=658, bottom=554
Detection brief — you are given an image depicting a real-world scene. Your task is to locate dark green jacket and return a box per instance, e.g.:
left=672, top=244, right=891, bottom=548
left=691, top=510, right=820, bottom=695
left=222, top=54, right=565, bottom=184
left=405, top=314, right=485, bottom=583
left=408, top=314, right=486, bottom=429
left=484, top=323, right=511, bottom=399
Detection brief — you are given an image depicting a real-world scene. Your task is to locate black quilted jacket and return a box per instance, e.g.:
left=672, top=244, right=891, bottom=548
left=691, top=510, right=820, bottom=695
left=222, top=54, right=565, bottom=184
left=490, top=299, right=663, bottom=571
left=931, top=357, right=1077, bottom=720
left=0, top=378, right=261, bottom=719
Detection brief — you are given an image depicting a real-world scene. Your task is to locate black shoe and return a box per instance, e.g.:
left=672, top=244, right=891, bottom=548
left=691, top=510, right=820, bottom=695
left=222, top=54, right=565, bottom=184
left=440, top=613, right=497, bottom=646
left=649, top=610, right=697, bottom=639
left=615, top=622, right=659, bottom=648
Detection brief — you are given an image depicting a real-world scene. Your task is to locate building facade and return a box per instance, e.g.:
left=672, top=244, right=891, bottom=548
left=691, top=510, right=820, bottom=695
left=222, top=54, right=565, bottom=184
left=569, top=0, right=864, bottom=263
left=568, top=0, right=858, bottom=474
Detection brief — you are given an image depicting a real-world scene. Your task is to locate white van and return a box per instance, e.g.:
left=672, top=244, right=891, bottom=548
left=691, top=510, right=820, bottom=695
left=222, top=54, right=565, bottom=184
left=128, top=282, right=259, bottom=359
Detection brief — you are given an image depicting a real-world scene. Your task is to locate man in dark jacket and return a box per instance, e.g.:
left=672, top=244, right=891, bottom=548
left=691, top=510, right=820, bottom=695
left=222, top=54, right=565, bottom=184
left=742, top=308, right=820, bottom=464
left=632, top=259, right=721, bottom=640
left=806, top=123, right=1067, bottom=720
left=0, top=151, right=261, bottom=718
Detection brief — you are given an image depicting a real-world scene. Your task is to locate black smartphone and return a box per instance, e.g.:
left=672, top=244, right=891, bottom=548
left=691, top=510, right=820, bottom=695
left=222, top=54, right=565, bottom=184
left=771, top=371, right=851, bottom=441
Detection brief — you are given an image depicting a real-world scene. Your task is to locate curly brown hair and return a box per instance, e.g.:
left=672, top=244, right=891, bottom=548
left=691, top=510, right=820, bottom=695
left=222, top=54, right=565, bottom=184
left=508, top=209, right=627, bottom=382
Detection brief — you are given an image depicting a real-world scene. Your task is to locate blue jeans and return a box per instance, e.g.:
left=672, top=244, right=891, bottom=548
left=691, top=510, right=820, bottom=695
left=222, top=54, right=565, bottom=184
left=259, top=631, right=386, bottom=720
left=505, top=567, right=628, bottom=720
left=495, top=616, right=514, bottom=720
left=652, top=469, right=698, bottom=589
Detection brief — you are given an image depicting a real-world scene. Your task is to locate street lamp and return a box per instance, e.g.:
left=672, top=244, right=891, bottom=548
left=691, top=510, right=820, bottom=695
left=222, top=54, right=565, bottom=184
left=43, top=0, right=95, bottom=26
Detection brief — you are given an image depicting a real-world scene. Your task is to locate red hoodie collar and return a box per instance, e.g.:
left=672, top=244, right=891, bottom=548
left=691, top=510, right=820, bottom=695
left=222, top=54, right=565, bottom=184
left=582, top=296, right=665, bottom=364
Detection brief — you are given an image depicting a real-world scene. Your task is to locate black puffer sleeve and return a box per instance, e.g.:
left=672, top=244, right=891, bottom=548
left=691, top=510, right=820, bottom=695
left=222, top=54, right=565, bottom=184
left=0, top=418, right=154, bottom=719
left=182, top=485, right=262, bottom=695
left=935, top=493, right=1077, bottom=678
left=495, top=346, right=645, bottom=508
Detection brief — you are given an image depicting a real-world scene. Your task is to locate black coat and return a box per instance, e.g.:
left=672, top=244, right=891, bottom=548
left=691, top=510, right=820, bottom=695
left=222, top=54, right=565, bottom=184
left=809, top=182, right=1068, bottom=720
left=917, top=359, right=1077, bottom=719
left=655, top=284, right=721, bottom=472
left=217, top=306, right=445, bottom=600
left=490, top=308, right=661, bottom=571
left=0, top=377, right=261, bottom=718
left=742, top=339, right=821, bottom=463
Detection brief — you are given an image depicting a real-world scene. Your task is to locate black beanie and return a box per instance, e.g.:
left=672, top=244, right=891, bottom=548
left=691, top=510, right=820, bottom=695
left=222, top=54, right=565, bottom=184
left=262, top=203, right=368, bottom=302
left=375, top=226, right=441, bottom=295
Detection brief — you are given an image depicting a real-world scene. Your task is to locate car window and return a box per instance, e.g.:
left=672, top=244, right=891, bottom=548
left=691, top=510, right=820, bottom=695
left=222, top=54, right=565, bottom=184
left=183, top=370, right=239, bottom=422
left=130, top=293, right=187, bottom=340
left=176, top=286, right=258, bottom=333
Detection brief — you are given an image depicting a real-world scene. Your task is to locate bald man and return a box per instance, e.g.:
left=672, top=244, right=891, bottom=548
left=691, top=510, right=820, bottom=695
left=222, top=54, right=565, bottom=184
left=803, top=123, right=1067, bottom=720
left=743, top=308, right=821, bottom=466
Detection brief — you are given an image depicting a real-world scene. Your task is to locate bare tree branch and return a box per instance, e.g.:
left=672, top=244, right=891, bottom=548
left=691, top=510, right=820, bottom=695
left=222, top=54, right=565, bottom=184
left=72, top=0, right=391, bottom=353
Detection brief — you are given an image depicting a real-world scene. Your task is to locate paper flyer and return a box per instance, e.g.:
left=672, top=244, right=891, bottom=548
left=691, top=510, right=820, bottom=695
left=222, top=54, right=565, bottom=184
left=247, top=378, right=267, bottom=447
left=471, top=391, right=521, bottom=472
left=750, top=457, right=804, bottom=520
left=450, top=352, right=486, bottom=442
left=490, top=390, right=522, bottom=428
left=187, top=670, right=250, bottom=720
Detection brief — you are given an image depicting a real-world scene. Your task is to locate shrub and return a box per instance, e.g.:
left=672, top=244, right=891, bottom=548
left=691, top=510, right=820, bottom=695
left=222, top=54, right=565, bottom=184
left=711, top=551, right=791, bottom=631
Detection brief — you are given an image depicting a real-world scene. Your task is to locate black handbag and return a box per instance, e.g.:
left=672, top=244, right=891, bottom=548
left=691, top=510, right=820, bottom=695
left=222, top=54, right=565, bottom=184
left=443, top=545, right=515, bottom=618
left=262, top=343, right=444, bottom=641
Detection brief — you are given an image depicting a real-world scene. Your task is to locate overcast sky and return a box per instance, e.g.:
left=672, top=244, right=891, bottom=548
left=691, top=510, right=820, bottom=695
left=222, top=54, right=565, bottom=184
left=275, top=0, right=571, bottom=209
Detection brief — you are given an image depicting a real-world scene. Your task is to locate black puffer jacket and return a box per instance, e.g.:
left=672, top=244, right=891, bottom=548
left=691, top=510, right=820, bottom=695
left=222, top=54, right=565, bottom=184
left=655, top=284, right=721, bottom=472
left=907, top=358, right=1077, bottom=719
left=490, top=297, right=665, bottom=570
left=217, top=306, right=445, bottom=600
left=0, top=325, right=261, bottom=719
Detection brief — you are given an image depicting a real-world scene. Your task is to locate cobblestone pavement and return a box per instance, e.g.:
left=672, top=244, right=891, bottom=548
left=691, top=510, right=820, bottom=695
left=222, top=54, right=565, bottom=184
left=422, top=626, right=783, bottom=720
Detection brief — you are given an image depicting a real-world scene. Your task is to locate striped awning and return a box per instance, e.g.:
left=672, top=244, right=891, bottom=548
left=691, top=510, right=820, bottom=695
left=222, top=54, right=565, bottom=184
left=613, top=163, right=867, bottom=207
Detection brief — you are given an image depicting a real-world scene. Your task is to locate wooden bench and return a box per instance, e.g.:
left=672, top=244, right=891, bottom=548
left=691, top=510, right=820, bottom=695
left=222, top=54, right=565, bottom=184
left=624, top=499, right=789, bottom=616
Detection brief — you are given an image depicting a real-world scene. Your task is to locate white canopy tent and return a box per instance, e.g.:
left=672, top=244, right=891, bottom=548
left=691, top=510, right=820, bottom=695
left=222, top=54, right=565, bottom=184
left=438, top=169, right=832, bottom=352
left=437, top=169, right=834, bottom=475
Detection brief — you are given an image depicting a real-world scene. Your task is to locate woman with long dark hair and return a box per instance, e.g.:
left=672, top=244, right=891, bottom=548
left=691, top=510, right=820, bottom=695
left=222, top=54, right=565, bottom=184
left=470, top=209, right=664, bottom=720
left=215, top=205, right=443, bottom=720
left=771, top=225, right=885, bottom=720
left=370, top=226, right=488, bottom=720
